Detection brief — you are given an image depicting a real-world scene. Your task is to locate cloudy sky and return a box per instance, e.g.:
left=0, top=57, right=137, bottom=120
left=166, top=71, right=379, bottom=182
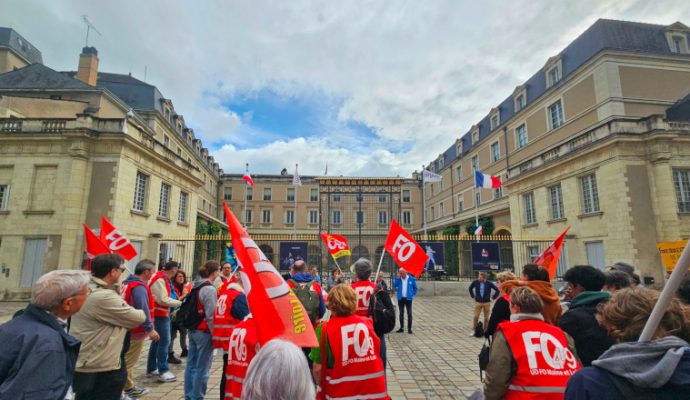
left=3, top=1, right=689, bottom=176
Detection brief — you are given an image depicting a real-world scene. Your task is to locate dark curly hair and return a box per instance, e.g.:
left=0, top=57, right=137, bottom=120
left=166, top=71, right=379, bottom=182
left=677, top=273, right=690, bottom=305
left=563, top=265, right=605, bottom=291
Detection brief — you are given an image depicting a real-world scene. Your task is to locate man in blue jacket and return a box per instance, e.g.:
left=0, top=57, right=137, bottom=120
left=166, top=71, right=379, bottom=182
left=468, top=272, right=499, bottom=336
left=393, top=268, right=418, bottom=334
left=0, top=269, right=91, bottom=399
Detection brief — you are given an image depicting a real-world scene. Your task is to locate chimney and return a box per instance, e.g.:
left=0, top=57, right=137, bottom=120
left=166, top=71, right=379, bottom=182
left=76, top=47, right=99, bottom=86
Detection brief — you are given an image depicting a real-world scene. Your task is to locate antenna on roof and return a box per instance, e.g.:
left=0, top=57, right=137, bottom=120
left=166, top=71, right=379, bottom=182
left=144, top=66, right=147, bottom=82
left=81, top=15, right=102, bottom=47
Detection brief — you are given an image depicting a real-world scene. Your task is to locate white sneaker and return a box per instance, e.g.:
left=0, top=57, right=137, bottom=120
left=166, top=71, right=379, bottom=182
left=158, top=371, right=177, bottom=382
left=469, top=331, right=475, bottom=337
left=145, top=370, right=159, bottom=377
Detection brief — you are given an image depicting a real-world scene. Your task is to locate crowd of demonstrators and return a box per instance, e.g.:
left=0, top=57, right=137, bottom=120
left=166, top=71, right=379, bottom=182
left=310, top=284, right=389, bottom=400
left=0, top=269, right=90, bottom=399
left=565, top=287, right=690, bottom=399
left=71, top=254, right=147, bottom=400
left=169, top=270, right=190, bottom=363
left=468, top=272, right=499, bottom=336
left=393, top=267, right=418, bottom=333
left=501, top=264, right=562, bottom=325
left=183, top=260, right=219, bottom=400
left=213, top=270, right=249, bottom=399
left=484, top=271, right=516, bottom=339
left=603, top=269, right=633, bottom=293
left=121, top=259, right=159, bottom=398
left=483, top=287, right=581, bottom=400
left=326, top=267, right=344, bottom=292
left=146, top=261, right=182, bottom=382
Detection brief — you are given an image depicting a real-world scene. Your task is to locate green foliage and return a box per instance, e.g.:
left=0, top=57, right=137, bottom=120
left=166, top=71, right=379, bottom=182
left=464, top=216, right=495, bottom=236
left=443, top=225, right=460, bottom=276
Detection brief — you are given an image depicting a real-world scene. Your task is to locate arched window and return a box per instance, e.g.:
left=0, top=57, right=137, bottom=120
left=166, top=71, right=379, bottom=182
left=351, top=245, right=369, bottom=260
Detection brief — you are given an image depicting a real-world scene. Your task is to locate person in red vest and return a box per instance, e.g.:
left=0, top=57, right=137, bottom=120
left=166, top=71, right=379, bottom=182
left=214, top=273, right=250, bottom=400
left=350, top=258, right=377, bottom=318
left=484, top=271, right=517, bottom=339
left=224, top=315, right=259, bottom=400
left=310, top=284, right=389, bottom=400
left=483, top=287, right=581, bottom=400
left=214, top=262, right=234, bottom=288
left=146, top=261, right=182, bottom=383
left=122, top=259, right=160, bottom=398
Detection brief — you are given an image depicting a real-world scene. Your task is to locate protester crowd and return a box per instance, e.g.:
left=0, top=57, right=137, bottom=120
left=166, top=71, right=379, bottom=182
left=1, top=250, right=689, bottom=400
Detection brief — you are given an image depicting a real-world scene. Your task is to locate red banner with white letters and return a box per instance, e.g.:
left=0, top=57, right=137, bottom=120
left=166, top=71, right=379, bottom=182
left=99, top=216, right=138, bottom=261
left=383, top=219, right=429, bottom=277
left=320, top=233, right=351, bottom=259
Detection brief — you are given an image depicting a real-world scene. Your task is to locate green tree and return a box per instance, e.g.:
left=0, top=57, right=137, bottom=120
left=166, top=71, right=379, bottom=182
left=443, top=225, right=460, bottom=277
left=464, top=216, right=495, bottom=236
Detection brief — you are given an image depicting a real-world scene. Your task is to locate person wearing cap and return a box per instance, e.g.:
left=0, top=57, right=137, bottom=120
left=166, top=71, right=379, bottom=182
left=609, top=261, right=643, bottom=287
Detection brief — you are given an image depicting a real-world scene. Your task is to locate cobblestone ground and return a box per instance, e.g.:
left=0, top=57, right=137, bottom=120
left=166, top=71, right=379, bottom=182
left=0, top=296, right=484, bottom=399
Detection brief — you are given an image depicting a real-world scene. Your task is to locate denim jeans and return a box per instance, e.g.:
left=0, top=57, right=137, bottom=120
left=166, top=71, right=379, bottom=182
left=184, top=330, right=213, bottom=400
left=147, top=316, right=171, bottom=373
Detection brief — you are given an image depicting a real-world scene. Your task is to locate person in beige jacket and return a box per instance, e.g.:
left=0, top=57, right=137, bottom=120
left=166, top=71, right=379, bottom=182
left=71, top=254, right=146, bottom=400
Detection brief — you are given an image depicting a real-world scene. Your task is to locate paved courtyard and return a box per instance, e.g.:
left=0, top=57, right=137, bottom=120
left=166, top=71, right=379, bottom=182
left=0, top=295, right=484, bottom=399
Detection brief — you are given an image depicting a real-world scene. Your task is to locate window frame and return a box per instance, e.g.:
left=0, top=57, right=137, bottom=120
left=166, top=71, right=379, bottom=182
left=580, top=174, right=601, bottom=214
left=548, top=99, right=565, bottom=130
left=132, top=171, right=149, bottom=212
left=261, top=209, right=272, bottom=224
left=223, top=187, right=232, bottom=201
left=263, top=188, right=272, bottom=201
left=159, top=183, right=171, bottom=218
left=245, top=209, right=253, bottom=224
left=378, top=210, right=388, bottom=225
left=287, top=188, right=295, bottom=202
left=310, top=188, right=318, bottom=202
left=516, top=123, right=528, bottom=149
left=308, top=209, right=319, bottom=225
left=0, top=184, right=9, bottom=210
left=402, top=210, right=412, bottom=225
left=523, top=192, right=536, bottom=225
left=402, top=190, right=411, bottom=203
left=458, top=195, right=464, bottom=212
left=178, top=191, right=188, bottom=223
left=285, top=209, right=295, bottom=225
left=491, top=141, right=500, bottom=163
left=673, top=169, right=690, bottom=213
left=245, top=187, right=253, bottom=201
left=455, top=165, right=462, bottom=182
left=332, top=210, right=342, bottom=225
left=548, top=184, right=565, bottom=220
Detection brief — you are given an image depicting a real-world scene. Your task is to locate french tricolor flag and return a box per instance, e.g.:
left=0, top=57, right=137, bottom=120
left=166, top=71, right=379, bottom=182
left=475, top=170, right=502, bottom=189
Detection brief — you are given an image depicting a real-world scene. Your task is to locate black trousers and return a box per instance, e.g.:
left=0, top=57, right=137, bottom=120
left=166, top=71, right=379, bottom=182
left=219, top=352, right=228, bottom=400
left=73, top=363, right=127, bottom=400
left=170, top=319, right=188, bottom=353
left=399, top=298, right=413, bottom=331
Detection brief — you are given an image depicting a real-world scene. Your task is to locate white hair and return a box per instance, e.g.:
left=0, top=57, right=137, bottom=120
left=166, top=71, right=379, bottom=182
left=31, top=269, right=91, bottom=310
left=242, top=339, right=315, bottom=400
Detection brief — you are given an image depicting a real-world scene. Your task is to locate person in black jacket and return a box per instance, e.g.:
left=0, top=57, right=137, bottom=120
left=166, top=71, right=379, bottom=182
left=368, top=281, right=395, bottom=371
left=0, top=269, right=91, bottom=399
left=559, top=265, right=614, bottom=366
left=484, top=271, right=516, bottom=338
left=468, top=272, right=499, bottom=335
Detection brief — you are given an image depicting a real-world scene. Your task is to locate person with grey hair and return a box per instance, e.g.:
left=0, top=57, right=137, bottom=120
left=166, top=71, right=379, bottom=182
left=350, top=258, right=377, bottom=317
left=0, top=269, right=90, bottom=399
left=242, top=339, right=315, bottom=400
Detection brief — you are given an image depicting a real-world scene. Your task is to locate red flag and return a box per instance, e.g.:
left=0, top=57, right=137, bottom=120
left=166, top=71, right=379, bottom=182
left=320, top=232, right=351, bottom=259
left=223, top=202, right=317, bottom=347
left=100, top=217, right=138, bottom=261
left=383, top=219, right=429, bottom=277
left=534, top=226, right=570, bottom=280
left=84, top=224, right=111, bottom=270
left=242, top=173, right=255, bottom=187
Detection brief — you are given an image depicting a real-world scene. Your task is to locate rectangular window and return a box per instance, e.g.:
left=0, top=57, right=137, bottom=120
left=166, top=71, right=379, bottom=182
left=379, top=194, right=387, bottom=203
left=356, top=211, right=364, bottom=225
left=261, top=209, right=271, bottom=224
left=333, top=193, right=341, bottom=202
left=309, top=210, right=319, bottom=224
left=402, top=210, right=412, bottom=225
left=440, top=180, right=445, bottom=192
left=672, top=36, right=683, bottom=53
left=491, top=115, right=499, bottom=130
left=516, top=94, right=525, bottom=111
left=494, top=187, right=502, bottom=199
left=472, top=130, right=479, bottom=144
left=164, top=135, right=169, bottom=148
left=548, top=67, right=560, bottom=86
left=472, top=156, right=478, bottom=170
left=245, top=209, right=253, bottom=224
left=430, top=206, right=435, bottom=220
left=580, top=174, right=600, bottom=214
left=263, top=188, right=272, bottom=201
left=402, top=190, right=411, bottom=203
left=246, top=187, right=253, bottom=201
left=516, top=124, right=528, bottom=148
left=332, top=210, right=342, bottom=225
left=455, top=165, right=462, bottom=181
left=178, top=191, right=188, bottom=222
left=458, top=196, right=464, bottom=212
left=176, top=146, right=182, bottom=157
left=439, top=202, right=445, bottom=217
left=0, top=184, right=9, bottom=210
left=586, top=241, right=606, bottom=270
left=159, top=183, right=171, bottom=218
left=527, top=245, right=541, bottom=261
left=549, top=184, right=565, bottom=220
left=285, top=210, right=295, bottom=224
left=223, top=187, right=232, bottom=201
left=491, top=142, right=500, bottom=162
left=674, top=170, right=690, bottom=212
left=475, top=192, right=481, bottom=207
left=378, top=210, right=387, bottom=225
left=287, top=188, right=295, bottom=202
left=310, top=188, right=318, bottom=202
left=133, top=172, right=148, bottom=211
left=549, top=100, right=564, bottom=129
left=523, top=192, right=536, bottom=224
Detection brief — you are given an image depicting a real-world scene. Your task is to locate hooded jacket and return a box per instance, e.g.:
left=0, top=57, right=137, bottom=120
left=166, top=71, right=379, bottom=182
left=501, top=280, right=562, bottom=325
left=289, top=272, right=326, bottom=318
left=559, top=291, right=614, bottom=366
left=564, top=336, right=690, bottom=399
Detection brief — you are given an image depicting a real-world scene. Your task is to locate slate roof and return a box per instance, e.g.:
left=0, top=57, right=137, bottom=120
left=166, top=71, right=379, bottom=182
left=667, top=93, right=690, bottom=121
left=61, top=71, right=163, bottom=112
left=0, top=27, right=43, bottom=65
left=0, top=63, right=90, bottom=89
left=429, top=19, right=690, bottom=172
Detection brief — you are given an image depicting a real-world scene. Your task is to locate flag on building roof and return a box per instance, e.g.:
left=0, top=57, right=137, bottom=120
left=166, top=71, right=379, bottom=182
left=423, top=169, right=442, bottom=183
left=242, top=173, right=255, bottom=187
left=324, top=163, right=328, bottom=176
left=293, top=164, right=302, bottom=186
left=475, top=170, right=502, bottom=188
left=534, top=226, right=570, bottom=280
left=474, top=225, right=483, bottom=237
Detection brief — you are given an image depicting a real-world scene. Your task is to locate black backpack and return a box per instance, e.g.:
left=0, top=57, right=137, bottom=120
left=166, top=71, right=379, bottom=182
left=473, top=321, right=485, bottom=338
left=175, top=281, right=212, bottom=330
left=368, top=289, right=396, bottom=336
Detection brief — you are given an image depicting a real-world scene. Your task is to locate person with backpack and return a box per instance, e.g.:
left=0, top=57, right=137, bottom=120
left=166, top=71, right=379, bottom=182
left=367, top=278, right=396, bottom=371
left=286, top=259, right=326, bottom=368
left=183, top=260, right=219, bottom=400
left=350, top=258, right=377, bottom=317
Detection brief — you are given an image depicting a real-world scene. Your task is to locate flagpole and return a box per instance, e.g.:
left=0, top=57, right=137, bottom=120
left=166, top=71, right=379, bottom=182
left=293, top=163, right=298, bottom=239
left=331, top=256, right=343, bottom=274
left=474, top=166, right=479, bottom=242
left=243, top=163, right=248, bottom=227
left=374, top=248, right=386, bottom=284
left=422, top=165, right=427, bottom=237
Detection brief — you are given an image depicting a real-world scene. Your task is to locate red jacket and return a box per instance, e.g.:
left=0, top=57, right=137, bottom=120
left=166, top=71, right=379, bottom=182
left=499, top=319, right=581, bottom=399
left=213, top=282, right=244, bottom=350
left=317, top=314, right=388, bottom=400
left=122, top=280, right=153, bottom=335
left=148, top=271, right=173, bottom=317
left=351, top=281, right=377, bottom=317
left=225, top=317, right=259, bottom=400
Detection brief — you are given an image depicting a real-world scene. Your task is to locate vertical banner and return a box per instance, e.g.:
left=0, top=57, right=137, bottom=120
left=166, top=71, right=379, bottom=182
left=279, top=242, right=308, bottom=271
left=418, top=241, right=445, bottom=272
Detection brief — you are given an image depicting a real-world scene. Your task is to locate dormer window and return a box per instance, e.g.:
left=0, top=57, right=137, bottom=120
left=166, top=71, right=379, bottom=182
left=471, top=125, right=480, bottom=144
left=437, top=155, right=445, bottom=169
left=490, top=108, right=500, bottom=130
left=513, top=85, right=527, bottom=112
left=544, top=55, right=563, bottom=88
left=664, top=23, right=690, bottom=55
left=455, top=139, right=463, bottom=156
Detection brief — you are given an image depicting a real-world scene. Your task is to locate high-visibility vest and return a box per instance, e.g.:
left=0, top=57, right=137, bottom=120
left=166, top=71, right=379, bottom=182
left=499, top=319, right=581, bottom=399
left=148, top=271, right=173, bottom=317
left=195, top=280, right=214, bottom=332
left=122, top=280, right=154, bottom=334
left=318, top=314, right=389, bottom=400
left=502, top=293, right=511, bottom=302
left=224, top=318, right=259, bottom=400
left=351, top=281, right=377, bottom=317
left=213, top=282, right=244, bottom=350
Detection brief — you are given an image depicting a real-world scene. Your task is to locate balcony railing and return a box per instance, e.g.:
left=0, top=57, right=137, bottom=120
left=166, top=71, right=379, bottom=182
left=0, top=117, right=126, bottom=134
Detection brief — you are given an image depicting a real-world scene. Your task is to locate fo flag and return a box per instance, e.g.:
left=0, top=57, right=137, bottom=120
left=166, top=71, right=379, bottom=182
left=534, top=226, right=570, bottom=280
left=320, top=233, right=351, bottom=259
left=384, top=219, right=429, bottom=277
left=100, top=217, right=138, bottom=261
left=83, top=224, right=111, bottom=270
left=224, top=202, right=317, bottom=347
